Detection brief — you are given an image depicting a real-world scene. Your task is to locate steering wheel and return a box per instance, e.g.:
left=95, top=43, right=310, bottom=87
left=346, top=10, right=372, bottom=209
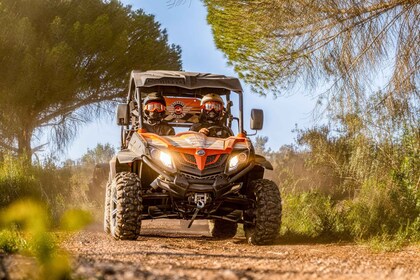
left=206, top=125, right=222, bottom=137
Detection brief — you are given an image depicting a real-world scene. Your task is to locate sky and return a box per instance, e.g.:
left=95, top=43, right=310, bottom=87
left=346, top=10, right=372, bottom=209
left=63, top=0, right=316, bottom=160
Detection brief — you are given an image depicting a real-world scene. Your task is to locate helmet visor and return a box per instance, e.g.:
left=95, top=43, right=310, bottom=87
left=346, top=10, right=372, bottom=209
left=202, top=101, right=223, bottom=112
left=144, top=102, right=166, bottom=112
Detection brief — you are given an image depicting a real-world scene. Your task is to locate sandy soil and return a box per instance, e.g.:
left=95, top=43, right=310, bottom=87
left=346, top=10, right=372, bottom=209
left=1, top=219, right=419, bottom=279
left=59, top=219, right=420, bottom=280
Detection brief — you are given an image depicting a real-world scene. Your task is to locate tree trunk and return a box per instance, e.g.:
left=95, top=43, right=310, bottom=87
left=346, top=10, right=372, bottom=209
left=17, top=127, right=33, bottom=164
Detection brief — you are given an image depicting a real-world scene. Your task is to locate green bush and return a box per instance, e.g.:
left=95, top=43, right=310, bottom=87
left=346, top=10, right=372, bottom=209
left=0, top=155, right=43, bottom=207
left=347, top=178, right=419, bottom=239
left=0, top=154, right=93, bottom=222
left=0, top=199, right=92, bottom=279
left=282, top=192, right=349, bottom=239
left=272, top=120, right=419, bottom=249
left=0, top=229, right=27, bottom=253
left=281, top=188, right=419, bottom=247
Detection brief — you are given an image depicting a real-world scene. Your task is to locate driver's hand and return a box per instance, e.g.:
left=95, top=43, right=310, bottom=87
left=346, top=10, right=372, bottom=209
left=199, top=128, right=209, bottom=135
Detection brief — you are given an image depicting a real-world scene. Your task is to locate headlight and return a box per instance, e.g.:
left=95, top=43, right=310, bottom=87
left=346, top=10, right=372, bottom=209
left=228, top=152, right=248, bottom=172
left=151, top=149, right=174, bottom=170
left=159, top=151, right=174, bottom=169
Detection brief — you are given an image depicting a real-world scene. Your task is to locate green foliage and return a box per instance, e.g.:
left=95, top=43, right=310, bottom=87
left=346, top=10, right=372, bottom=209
left=204, top=0, right=277, bottom=95
left=364, top=217, right=420, bottom=251
left=81, top=143, right=115, bottom=166
left=366, top=234, right=407, bottom=253
left=205, top=0, right=419, bottom=102
left=0, top=155, right=43, bottom=206
left=0, top=199, right=70, bottom=278
left=0, top=0, right=182, bottom=158
left=347, top=179, right=419, bottom=239
left=0, top=147, right=104, bottom=277
left=282, top=192, right=348, bottom=239
left=0, top=142, right=117, bottom=224
left=282, top=185, right=419, bottom=248
left=253, top=136, right=271, bottom=155
left=0, top=228, right=27, bottom=253
left=0, top=199, right=92, bottom=279
left=264, top=114, right=418, bottom=247
left=0, top=153, right=94, bottom=224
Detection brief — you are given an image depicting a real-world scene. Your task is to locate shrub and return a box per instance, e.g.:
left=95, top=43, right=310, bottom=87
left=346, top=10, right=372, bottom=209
left=0, top=229, right=27, bottom=253
left=0, top=155, right=43, bottom=207
left=347, top=178, right=419, bottom=239
left=282, top=192, right=348, bottom=239
left=0, top=200, right=92, bottom=279
left=0, top=154, right=98, bottom=227
left=272, top=119, right=419, bottom=248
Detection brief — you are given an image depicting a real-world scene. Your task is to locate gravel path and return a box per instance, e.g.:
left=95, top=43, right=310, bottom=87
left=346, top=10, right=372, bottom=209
left=61, top=220, right=420, bottom=280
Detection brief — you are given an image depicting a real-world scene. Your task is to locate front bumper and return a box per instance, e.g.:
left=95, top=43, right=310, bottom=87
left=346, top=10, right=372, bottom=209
left=142, top=155, right=255, bottom=198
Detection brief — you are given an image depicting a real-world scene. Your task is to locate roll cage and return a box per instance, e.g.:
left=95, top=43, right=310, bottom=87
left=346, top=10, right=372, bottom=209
left=125, top=70, right=245, bottom=132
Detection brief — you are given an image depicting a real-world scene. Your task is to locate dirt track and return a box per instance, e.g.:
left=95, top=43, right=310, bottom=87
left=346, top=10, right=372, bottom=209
left=56, top=219, right=420, bottom=280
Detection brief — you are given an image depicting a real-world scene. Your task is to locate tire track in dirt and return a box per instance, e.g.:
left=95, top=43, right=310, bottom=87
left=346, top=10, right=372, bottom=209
left=63, top=219, right=420, bottom=280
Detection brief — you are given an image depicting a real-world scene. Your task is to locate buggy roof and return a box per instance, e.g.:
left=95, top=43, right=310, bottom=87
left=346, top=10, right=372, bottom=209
left=129, top=70, right=243, bottom=92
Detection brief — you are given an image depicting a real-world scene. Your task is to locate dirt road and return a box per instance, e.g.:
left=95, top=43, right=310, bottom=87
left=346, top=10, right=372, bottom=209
left=58, top=220, right=420, bottom=279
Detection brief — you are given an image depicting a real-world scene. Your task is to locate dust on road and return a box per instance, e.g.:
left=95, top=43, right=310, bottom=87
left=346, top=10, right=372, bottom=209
left=61, top=219, right=420, bottom=280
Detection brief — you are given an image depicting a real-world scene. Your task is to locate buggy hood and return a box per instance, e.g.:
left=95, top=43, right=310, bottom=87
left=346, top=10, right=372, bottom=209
left=141, top=132, right=249, bottom=151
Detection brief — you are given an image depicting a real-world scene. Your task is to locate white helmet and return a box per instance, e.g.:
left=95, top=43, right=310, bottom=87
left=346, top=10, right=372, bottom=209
left=200, top=93, right=224, bottom=106
left=200, top=93, right=224, bottom=122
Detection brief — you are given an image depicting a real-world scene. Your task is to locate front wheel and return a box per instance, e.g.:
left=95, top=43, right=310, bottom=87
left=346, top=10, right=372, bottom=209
left=110, top=172, right=142, bottom=240
left=244, top=179, right=282, bottom=245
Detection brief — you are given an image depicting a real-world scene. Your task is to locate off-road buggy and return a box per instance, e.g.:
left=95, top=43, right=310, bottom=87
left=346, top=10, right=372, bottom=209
left=104, top=70, right=282, bottom=245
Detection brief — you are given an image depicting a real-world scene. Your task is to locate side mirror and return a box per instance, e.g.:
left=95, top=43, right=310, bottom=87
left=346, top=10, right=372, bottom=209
left=116, top=103, right=129, bottom=126
left=250, top=109, right=264, bottom=130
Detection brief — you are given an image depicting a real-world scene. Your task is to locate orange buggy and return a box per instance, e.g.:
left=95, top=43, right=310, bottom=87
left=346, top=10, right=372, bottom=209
left=104, top=70, right=282, bottom=245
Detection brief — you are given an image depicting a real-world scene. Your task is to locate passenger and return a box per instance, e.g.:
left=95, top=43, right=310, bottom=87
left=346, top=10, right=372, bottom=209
left=190, top=93, right=233, bottom=138
left=143, top=92, right=175, bottom=135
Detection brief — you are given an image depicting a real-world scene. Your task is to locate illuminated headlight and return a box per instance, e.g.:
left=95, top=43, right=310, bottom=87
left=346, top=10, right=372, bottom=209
left=228, top=152, right=248, bottom=172
left=159, top=151, right=173, bottom=169
left=151, top=149, right=174, bottom=170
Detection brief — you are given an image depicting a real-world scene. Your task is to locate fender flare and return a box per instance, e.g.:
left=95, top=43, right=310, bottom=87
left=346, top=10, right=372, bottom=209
left=116, top=149, right=140, bottom=164
left=109, top=150, right=140, bottom=181
left=254, top=154, right=273, bottom=170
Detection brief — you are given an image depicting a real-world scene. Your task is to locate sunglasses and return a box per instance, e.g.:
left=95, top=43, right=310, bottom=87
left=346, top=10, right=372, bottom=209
left=144, top=102, right=166, bottom=112
left=202, top=101, right=223, bottom=112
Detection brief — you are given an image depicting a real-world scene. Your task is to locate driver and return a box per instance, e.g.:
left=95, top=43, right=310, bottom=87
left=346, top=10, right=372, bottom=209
left=190, top=93, right=233, bottom=138
left=143, top=92, right=175, bottom=136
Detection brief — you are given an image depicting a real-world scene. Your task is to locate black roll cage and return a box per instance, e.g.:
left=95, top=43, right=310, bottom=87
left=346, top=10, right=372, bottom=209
left=125, top=80, right=245, bottom=134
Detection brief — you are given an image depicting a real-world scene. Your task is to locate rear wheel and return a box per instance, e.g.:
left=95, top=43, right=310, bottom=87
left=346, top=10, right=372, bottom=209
left=103, top=181, right=111, bottom=233
left=110, top=172, right=142, bottom=240
left=210, top=220, right=237, bottom=238
left=244, top=179, right=282, bottom=245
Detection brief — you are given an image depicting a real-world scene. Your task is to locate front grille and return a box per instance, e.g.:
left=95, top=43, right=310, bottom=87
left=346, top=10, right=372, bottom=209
left=184, top=153, right=196, bottom=164
left=174, top=152, right=228, bottom=170
left=181, top=172, right=219, bottom=181
left=206, top=155, right=217, bottom=164
left=207, top=154, right=228, bottom=168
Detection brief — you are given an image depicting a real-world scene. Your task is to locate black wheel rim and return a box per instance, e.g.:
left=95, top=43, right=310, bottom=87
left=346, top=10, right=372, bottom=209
left=244, top=192, right=257, bottom=240
left=110, top=184, right=118, bottom=234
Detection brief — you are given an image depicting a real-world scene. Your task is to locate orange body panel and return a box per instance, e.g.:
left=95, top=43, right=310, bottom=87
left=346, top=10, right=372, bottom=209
left=140, top=132, right=249, bottom=171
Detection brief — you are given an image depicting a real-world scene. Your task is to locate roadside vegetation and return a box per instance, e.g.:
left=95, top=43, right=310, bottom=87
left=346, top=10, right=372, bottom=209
left=0, top=0, right=181, bottom=277
left=204, top=0, right=419, bottom=250
left=256, top=118, right=419, bottom=248
left=0, top=4, right=417, bottom=279
left=0, top=199, right=92, bottom=279
left=0, top=144, right=111, bottom=279
left=0, top=143, right=114, bottom=221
